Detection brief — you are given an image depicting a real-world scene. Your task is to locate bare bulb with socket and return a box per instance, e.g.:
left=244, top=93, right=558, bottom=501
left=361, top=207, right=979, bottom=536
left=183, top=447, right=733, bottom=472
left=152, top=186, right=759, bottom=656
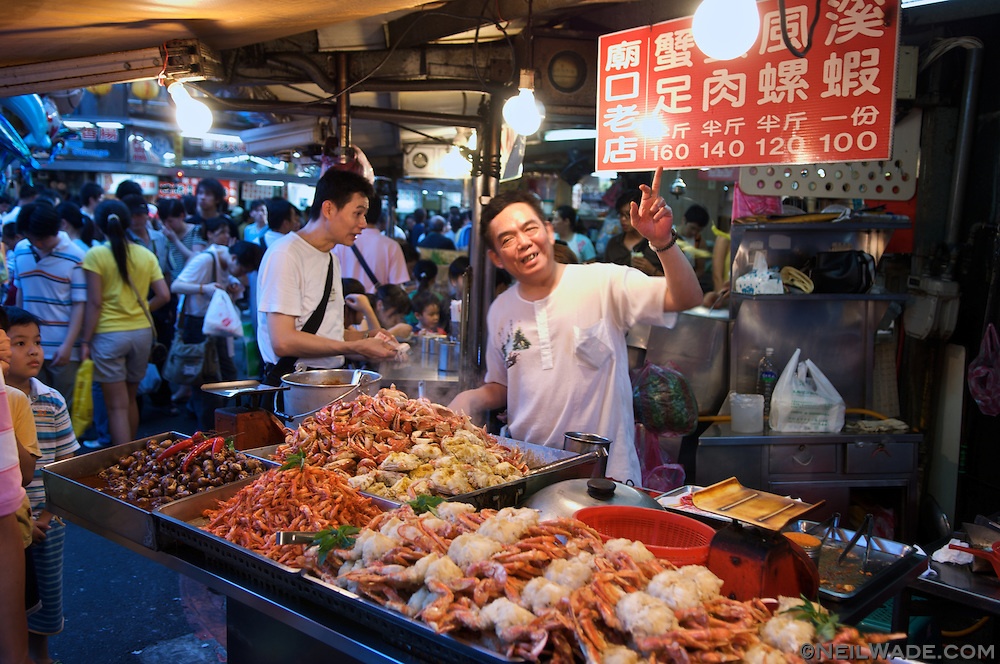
left=168, top=82, right=213, bottom=136
left=692, top=0, right=761, bottom=61
left=502, top=70, right=546, bottom=136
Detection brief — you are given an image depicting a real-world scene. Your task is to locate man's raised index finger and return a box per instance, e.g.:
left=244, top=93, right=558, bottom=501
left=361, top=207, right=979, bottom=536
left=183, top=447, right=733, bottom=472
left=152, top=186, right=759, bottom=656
left=649, top=166, right=663, bottom=198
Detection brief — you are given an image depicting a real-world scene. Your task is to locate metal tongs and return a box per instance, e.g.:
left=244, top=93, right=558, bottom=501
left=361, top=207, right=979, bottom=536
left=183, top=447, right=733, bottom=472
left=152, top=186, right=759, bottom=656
left=837, top=512, right=874, bottom=569
left=807, top=512, right=841, bottom=552
left=275, top=531, right=320, bottom=546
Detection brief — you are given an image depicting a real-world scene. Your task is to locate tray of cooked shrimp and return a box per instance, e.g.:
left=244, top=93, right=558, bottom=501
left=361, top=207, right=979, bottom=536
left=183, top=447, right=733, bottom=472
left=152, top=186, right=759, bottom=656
left=154, top=461, right=392, bottom=590
left=294, top=500, right=907, bottom=663
left=252, top=385, right=598, bottom=509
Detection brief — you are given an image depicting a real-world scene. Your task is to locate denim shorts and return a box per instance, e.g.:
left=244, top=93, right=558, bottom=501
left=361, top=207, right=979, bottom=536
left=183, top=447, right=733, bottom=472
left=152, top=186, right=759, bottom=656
left=91, top=328, right=153, bottom=383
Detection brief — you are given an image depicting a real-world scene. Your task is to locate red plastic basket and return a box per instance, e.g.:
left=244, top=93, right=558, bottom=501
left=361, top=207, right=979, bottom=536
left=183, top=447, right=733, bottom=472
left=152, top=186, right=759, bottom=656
left=574, top=506, right=716, bottom=566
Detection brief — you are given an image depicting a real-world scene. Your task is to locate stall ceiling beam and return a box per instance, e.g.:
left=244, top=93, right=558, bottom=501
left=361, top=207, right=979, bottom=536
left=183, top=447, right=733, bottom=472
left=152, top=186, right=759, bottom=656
left=0, top=40, right=220, bottom=97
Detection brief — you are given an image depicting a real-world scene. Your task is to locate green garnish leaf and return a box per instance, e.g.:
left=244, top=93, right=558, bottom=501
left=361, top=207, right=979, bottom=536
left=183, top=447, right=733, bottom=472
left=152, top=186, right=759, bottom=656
left=314, top=525, right=361, bottom=564
left=781, top=595, right=841, bottom=642
left=226, top=437, right=236, bottom=451
left=279, top=451, right=306, bottom=471
left=407, top=494, right=446, bottom=515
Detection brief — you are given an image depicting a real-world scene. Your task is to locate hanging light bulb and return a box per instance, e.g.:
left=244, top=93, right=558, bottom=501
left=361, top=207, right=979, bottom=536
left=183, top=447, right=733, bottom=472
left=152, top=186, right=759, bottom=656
left=692, top=0, right=761, bottom=61
left=167, top=81, right=213, bottom=136
left=502, top=70, right=546, bottom=136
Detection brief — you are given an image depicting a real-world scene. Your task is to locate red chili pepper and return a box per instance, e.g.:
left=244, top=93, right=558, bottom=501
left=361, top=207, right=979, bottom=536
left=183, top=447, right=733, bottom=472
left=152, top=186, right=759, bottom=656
left=181, top=438, right=217, bottom=472
left=155, top=431, right=204, bottom=462
left=211, top=436, right=226, bottom=455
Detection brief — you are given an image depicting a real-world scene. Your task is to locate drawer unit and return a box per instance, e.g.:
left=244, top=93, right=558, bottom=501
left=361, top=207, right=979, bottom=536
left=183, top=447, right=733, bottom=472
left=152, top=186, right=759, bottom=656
left=844, top=440, right=917, bottom=474
left=769, top=443, right=838, bottom=475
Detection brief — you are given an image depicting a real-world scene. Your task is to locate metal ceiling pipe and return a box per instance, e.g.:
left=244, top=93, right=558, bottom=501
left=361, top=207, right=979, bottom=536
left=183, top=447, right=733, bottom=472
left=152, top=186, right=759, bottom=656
left=945, top=43, right=983, bottom=247
left=337, top=52, right=350, bottom=159
left=266, top=53, right=339, bottom=93
left=355, top=79, right=504, bottom=95
left=349, top=106, right=482, bottom=129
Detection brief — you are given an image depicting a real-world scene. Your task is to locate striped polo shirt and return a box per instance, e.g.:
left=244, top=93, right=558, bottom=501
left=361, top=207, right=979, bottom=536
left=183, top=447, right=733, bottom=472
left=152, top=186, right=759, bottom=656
left=11, top=232, right=87, bottom=361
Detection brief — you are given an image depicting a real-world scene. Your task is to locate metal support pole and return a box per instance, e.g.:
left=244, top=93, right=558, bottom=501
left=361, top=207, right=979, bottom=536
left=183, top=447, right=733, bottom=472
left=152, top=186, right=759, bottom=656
left=461, top=98, right=501, bottom=391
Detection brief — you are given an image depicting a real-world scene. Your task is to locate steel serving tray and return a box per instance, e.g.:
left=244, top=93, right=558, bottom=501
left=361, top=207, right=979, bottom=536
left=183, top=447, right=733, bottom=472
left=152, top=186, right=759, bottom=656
left=785, top=520, right=922, bottom=601
left=244, top=438, right=598, bottom=511
left=298, top=574, right=516, bottom=664
left=155, top=476, right=305, bottom=583
left=42, top=431, right=191, bottom=550
left=656, top=485, right=730, bottom=524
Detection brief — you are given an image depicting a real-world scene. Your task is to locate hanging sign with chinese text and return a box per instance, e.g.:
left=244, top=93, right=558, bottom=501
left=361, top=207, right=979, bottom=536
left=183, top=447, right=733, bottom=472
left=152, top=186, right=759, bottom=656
left=596, top=0, right=900, bottom=172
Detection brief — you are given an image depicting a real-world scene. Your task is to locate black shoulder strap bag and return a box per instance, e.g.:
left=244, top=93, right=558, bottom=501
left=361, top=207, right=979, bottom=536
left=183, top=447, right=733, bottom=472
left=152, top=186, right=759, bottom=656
left=261, top=255, right=334, bottom=386
left=351, top=245, right=381, bottom=289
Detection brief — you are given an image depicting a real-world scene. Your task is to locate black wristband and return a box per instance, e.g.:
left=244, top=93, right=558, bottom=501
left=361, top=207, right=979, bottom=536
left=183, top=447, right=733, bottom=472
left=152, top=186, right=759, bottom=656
left=648, top=228, right=679, bottom=253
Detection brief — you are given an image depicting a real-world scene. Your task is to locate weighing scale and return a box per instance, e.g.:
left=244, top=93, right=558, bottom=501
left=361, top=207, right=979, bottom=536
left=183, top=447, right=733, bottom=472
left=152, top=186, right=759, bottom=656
left=201, top=380, right=289, bottom=449
left=691, top=478, right=824, bottom=601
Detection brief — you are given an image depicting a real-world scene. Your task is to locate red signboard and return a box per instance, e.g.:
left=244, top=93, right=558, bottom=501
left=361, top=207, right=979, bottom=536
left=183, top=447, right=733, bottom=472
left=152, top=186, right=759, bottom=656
left=596, top=0, right=900, bottom=172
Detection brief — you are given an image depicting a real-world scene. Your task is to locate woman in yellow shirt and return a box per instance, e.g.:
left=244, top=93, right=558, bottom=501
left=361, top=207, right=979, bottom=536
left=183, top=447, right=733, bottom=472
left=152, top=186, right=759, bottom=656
left=80, top=200, right=170, bottom=447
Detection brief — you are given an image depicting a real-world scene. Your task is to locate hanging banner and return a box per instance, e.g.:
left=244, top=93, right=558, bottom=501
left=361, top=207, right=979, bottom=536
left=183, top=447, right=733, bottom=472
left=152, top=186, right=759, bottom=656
left=596, top=0, right=900, bottom=172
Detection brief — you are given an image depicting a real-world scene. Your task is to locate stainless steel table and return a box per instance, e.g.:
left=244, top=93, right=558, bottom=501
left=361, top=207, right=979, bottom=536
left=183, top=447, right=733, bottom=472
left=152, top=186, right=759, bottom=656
left=898, top=539, right=1000, bottom=633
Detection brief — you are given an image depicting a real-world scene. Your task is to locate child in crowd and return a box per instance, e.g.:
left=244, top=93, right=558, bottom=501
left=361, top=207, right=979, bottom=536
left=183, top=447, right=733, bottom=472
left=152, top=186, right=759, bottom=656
left=373, top=284, right=413, bottom=341
left=0, top=307, right=40, bottom=661
left=342, top=278, right=379, bottom=333
left=3, top=306, right=77, bottom=664
left=412, top=291, right=446, bottom=336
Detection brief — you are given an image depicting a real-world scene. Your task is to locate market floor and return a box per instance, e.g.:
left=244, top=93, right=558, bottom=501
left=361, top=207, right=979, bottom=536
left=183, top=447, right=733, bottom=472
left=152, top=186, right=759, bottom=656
left=48, top=398, right=227, bottom=663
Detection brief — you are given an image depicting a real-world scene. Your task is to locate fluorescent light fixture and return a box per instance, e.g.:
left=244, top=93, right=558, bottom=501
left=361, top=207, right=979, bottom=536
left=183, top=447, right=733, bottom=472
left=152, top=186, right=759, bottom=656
left=502, top=70, right=546, bottom=136
left=249, top=155, right=285, bottom=170
left=0, top=39, right=220, bottom=97
left=544, top=128, right=597, bottom=142
left=692, top=0, right=761, bottom=60
left=239, top=119, right=327, bottom=156
left=96, top=121, right=125, bottom=129
left=901, top=0, right=950, bottom=6
left=255, top=180, right=286, bottom=187
left=63, top=120, right=94, bottom=129
left=163, top=152, right=175, bottom=160
left=200, top=132, right=243, bottom=143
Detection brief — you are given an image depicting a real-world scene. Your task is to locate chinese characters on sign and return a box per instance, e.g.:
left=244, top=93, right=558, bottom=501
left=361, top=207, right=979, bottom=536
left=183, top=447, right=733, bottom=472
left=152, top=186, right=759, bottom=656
left=596, top=0, right=900, bottom=171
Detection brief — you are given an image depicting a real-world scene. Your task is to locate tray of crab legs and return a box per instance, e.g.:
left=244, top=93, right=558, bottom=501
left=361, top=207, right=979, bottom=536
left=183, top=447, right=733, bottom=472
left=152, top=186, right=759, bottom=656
left=292, top=498, right=906, bottom=663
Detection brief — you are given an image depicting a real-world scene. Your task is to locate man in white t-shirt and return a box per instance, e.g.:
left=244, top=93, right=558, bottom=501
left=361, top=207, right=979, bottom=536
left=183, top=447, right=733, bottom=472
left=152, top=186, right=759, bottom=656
left=333, top=196, right=409, bottom=292
left=256, top=169, right=398, bottom=382
left=447, top=168, right=702, bottom=485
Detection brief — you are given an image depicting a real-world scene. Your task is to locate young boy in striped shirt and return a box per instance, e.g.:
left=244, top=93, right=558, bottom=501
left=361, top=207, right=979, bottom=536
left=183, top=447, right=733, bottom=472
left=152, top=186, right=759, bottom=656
left=4, top=305, right=78, bottom=664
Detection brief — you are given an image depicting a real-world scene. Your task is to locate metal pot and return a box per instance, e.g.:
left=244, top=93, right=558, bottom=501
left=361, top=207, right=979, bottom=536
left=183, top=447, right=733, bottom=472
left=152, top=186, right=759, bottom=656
left=563, top=432, right=611, bottom=477
left=274, top=369, right=381, bottom=424
left=521, top=477, right=663, bottom=521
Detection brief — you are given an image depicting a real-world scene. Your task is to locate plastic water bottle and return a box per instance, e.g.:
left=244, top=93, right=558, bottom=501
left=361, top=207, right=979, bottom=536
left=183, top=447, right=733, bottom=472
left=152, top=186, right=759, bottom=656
left=757, top=348, right=778, bottom=422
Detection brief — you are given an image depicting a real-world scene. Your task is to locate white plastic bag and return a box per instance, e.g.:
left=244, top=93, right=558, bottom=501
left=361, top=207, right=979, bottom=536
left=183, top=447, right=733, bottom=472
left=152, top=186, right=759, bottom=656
left=769, top=348, right=845, bottom=432
left=202, top=288, right=243, bottom=337
left=734, top=251, right=784, bottom=295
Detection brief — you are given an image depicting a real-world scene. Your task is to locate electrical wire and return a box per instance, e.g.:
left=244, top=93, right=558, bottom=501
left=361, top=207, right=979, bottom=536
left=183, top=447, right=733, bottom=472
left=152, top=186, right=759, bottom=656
left=918, top=36, right=983, bottom=72
left=778, top=0, right=821, bottom=58
left=940, top=616, right=990, bottom=638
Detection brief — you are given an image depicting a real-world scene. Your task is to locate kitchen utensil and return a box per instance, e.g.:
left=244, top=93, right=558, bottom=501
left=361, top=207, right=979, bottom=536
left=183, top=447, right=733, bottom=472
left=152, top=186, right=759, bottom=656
left=837, top=513, right=873, bottom=568
left=520, top=477, right=662, bottom=521
left=275, top=531, right=320, bottom=545
left=948, top=541, right=1000, bottom=576
left=438, top=340, right=461, bottom=372
left=574, top=505, right=716, bottom=565
left=562, top=432, right=611, bottom=477
left=275, top=369, right=381, bottom=423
